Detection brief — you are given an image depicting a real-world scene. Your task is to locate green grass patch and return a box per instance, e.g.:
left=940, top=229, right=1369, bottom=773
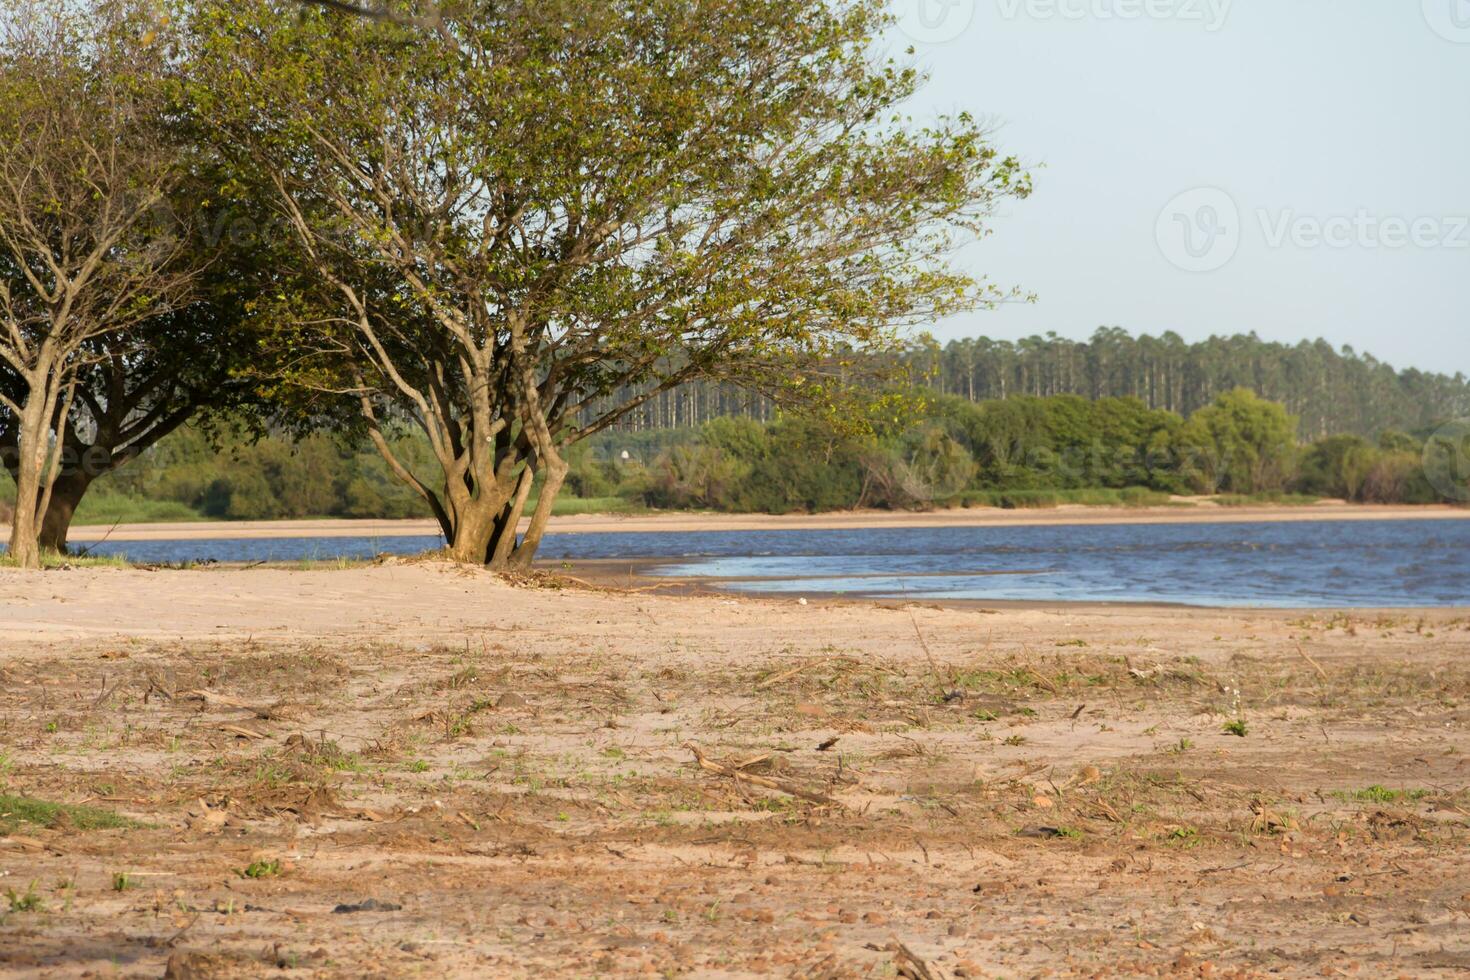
left=0, top=794, right=139, bottom=833
left=1213, top=492, right=1320, bottom=507
left=951, top=486, right=1173, bottom=510
left=299, top=743, right=365, bottom=773
left=1338, top=785, right=1430, bottom=805
left=72, top=491, right=205, bottom=526
left=0, top=552, right=131, bottom=569
left=240, top=859, right=282, bottom=879
left=545, top=495, right=642, bottom=516
left=1164, top=825, right=1201, bottom=847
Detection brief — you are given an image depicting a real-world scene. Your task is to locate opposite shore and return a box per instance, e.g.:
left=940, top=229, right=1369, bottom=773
left=13, top=498, right=1468, bottom=543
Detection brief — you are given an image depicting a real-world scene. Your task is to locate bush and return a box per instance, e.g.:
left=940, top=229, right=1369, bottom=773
left=934, top=394, right=1184, bottom=493
left=1360, top=451, right=1440, bottom=504
left=1296, top=434, right=1377, bottom=500
left=1292, top=430, right=1451, bottom=504
left=643, top=443, right=752, bottom=510
left=1175, top=389, right=1297, bottom=494
left=563, top=441, right=623, bottom=499
left=740, top=418, right=867, bottom=512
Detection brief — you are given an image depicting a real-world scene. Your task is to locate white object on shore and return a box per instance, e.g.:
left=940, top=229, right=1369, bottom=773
left=798, top=598, right=808, bottom=606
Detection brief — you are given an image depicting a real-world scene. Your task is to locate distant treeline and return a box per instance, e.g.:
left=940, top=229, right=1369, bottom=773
left=7, top=386, right=1463, bottom=525
left=593, top=329, right=1470, bottom=439
left=623, top=389, right=1459, bottom=512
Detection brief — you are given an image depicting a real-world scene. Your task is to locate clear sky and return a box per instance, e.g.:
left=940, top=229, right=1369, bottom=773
left=888, top=0, right=1470, bottom=375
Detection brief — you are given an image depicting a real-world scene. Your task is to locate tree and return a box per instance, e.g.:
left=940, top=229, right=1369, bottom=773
left=194, top=0, right=1030, bottom=565
left=0, top=0, right=219, bottom=566
left=1295, top=434, right=1376, bottom=501
left=1175, top=388, right=1298, bottom=494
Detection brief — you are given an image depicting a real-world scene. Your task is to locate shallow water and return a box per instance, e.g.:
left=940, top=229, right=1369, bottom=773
left=58, top=517, right=1470, bottom=608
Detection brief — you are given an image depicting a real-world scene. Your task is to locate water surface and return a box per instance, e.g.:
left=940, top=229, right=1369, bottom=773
left=67, top=517, right=1470, bottom=608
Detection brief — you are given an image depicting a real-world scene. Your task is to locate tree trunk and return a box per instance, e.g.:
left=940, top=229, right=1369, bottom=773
left=6, top=396, right=51, bottom=569
left=38, top=470, right=92, bottom=555
left=487, top=466, right=534, bottom=568
left=444, top=500, right=500, bottom=564
left=509, top=457, right=568, bottom=567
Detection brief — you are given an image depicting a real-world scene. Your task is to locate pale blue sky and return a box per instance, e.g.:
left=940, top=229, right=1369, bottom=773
left=891, top=0, right=1470, bottom=375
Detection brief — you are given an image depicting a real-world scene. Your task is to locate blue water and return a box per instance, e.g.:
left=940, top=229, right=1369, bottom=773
left=70, top=534, right=448, bottom=566
left=64, top=518, right=1470, bottom=608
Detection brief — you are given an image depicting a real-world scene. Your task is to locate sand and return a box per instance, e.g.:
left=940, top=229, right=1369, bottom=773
left=38, top=499, right=1470, bottom=544
left=1, top=561, right=1467, bottom=977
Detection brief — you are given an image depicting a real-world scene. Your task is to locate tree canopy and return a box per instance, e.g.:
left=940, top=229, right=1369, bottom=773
left=190, top=0, right=1030, bottom=565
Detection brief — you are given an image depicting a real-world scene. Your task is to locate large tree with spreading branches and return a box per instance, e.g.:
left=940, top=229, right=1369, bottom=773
left=0, top=0, right=246, bottom=566
left=194, top=0, right=1030, bottom=565
left=0, top=0, right=281, bottom=562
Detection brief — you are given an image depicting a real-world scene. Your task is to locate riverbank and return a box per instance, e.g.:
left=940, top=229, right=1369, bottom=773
left=36, top=498, right=1470, bottom=543
left=0, top=563, right=1466, bottom=976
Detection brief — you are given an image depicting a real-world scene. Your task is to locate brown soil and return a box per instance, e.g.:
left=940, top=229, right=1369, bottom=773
left=1, top=564, right=1467, bottom=978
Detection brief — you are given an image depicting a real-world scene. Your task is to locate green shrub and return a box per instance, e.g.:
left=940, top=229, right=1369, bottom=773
left=1175, top=389, right=1298, bottom=495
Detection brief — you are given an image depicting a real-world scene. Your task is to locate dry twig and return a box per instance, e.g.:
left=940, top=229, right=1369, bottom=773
left=1295, top=643, right=1329, bottom=682
left=683, top=742, right=841, bottom=807
left=757, top=659, right=836, bottom=690
left=890, top=935, right=945, bottom=980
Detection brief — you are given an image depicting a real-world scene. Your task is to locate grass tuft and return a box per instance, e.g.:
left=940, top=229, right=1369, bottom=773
left=240, top=859, right=282, bottom=879
left=0, top=794, right=139, bottom=833
left=1342, top=785, right=1430, bottom=805
left=4, top=881, right=43, bottom=914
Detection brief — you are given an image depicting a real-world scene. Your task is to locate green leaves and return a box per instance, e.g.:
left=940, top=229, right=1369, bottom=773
left=1176, top=388, right=1299, bottom=495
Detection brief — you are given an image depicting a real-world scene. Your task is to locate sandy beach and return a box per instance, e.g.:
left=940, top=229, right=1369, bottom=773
left=39, top=499, right=1470, bottom=544
left=1, top=561, right=1467, bottom=977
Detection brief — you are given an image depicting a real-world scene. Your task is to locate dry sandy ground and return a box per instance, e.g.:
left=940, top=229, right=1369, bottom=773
left=0, top=563, right=1468, bottom=978
left=47, top=500, right=1470, bottom=543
